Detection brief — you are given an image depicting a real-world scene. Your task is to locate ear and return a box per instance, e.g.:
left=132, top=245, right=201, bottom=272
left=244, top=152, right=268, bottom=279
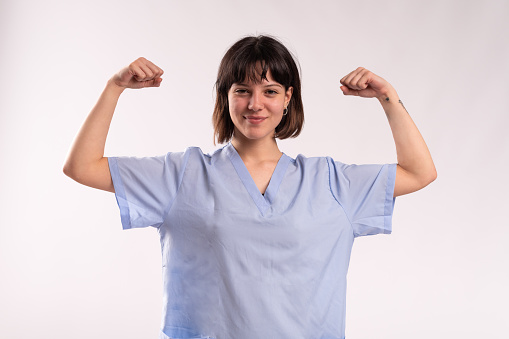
left=285, top=86, right=293, bottom=106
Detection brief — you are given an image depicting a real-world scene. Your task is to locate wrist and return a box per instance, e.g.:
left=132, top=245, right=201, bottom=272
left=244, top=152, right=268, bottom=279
left=377, top=87, right=399, bottom=105
left=105, top=79, right=126, bottom=96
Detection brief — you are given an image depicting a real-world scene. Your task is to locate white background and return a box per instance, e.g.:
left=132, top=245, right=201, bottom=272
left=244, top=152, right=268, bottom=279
left=1, top=0, right=508, bottom=338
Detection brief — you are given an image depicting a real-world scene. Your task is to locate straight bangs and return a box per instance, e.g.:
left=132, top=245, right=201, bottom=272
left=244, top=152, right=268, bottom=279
left=217, top=42, right=294, bottom=93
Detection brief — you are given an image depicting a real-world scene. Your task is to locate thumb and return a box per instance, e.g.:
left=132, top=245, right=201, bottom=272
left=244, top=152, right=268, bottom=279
left=142, top=77, right=163, bottom=88
left=340, top=85, right=358, bottom=96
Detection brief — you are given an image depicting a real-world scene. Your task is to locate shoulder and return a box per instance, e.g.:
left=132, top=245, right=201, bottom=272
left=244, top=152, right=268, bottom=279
left=290, top=153, right=341, bottom=169
left=167, top=146, right=214, bottom=163
left=285, top=154, right=336, bottom=179
left=177, top=144, right=234, bottom=167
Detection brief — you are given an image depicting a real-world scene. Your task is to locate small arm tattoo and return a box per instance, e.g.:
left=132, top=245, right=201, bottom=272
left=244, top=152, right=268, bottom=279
left=398, top=99, right=408, bottom=113
left=385, top=97, right=409, bottom=114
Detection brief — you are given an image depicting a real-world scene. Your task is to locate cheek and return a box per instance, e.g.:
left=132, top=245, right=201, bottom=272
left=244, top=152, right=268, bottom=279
left=228, top=98, right=244, bottom=114
left=228, top=101, right=236, bottom=117
left=268, top=101, right=284, bottom=114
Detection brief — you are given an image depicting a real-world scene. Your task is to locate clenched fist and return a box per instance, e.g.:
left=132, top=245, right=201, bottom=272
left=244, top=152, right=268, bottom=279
left=110, top=57, right=164, bottom=89
left=340, top=67, right=395, bottom=100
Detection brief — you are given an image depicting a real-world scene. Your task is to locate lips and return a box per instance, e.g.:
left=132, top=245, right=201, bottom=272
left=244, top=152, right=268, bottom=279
left=244, top=116, right=267, bottom=124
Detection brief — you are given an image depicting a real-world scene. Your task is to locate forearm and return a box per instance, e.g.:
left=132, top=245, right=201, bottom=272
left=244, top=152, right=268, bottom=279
left=63, top=81, right=124, bottom=190
left=378, top=89, right=437, bottom=195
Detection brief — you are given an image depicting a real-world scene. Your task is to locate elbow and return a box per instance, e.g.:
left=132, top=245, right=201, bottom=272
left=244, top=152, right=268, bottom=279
left=430, top=167, right=438, bottom=183
left=63, top=159, right=85, bottom=183
left=420, top=167, right=437, bottom=188
left=395, top=164, right=437, bottom=197
left=63, top=161, right=77, bottom=181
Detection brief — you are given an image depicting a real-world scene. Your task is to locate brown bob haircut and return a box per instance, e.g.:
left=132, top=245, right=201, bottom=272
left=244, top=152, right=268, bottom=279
left=213, top=35, right=304, bottom=144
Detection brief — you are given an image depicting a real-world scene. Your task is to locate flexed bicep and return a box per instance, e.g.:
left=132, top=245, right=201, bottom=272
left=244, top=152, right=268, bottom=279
left=64, top=58, right=164, bottom=192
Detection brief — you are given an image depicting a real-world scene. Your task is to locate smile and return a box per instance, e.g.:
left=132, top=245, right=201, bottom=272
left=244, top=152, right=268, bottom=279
left=244, top=116, right=267, bottom=124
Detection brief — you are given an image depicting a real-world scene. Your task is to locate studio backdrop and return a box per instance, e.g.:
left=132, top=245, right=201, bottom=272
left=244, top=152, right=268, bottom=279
left=0, top=0, right=507, bottom=338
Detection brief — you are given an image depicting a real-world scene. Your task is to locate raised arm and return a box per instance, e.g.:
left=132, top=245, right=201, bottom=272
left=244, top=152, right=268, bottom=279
left=340, top=67, right=437, bottom=197
left=63, top=57, right=164, bottom=192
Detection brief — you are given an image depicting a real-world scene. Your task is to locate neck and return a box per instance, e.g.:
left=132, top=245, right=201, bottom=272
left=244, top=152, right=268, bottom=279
left=231, top=134, right=282, bottom=162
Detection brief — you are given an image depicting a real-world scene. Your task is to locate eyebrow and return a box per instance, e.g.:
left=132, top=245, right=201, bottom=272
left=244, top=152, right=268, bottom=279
left=235, top=82, right=283, bottom=88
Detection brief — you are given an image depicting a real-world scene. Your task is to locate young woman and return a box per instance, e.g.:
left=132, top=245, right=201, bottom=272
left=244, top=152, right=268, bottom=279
left=64, top=35, right=436, bottom=339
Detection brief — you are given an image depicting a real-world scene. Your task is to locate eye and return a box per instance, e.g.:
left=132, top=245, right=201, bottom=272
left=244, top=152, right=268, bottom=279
left=234, top=89, right=248, bottom=94
left=266, top=89, right=278, bottom=95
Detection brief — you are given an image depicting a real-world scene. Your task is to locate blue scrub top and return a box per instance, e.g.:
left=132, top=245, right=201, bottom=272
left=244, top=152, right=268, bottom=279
left=108, top=143, right=397, bottom=339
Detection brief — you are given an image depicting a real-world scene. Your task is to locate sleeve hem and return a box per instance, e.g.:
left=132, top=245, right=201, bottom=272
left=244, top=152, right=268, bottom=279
left=383, top=163, right=398, bottom=234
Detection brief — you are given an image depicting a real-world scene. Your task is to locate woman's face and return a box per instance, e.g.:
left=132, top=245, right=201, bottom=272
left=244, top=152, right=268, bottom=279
left=228, top=69, right=293, bottom=143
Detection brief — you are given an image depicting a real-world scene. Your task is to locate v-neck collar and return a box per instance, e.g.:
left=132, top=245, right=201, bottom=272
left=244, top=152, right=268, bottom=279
left=225, top=143, right=291, bottom=215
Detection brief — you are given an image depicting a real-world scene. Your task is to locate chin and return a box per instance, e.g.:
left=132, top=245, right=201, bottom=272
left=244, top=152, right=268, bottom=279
left=239, top=131, right=274, bottom=141
left=234, top=124, right=277, bottom=141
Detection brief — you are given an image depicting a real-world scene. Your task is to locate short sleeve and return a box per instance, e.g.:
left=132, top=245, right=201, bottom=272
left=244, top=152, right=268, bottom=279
left=108, top=151, right=190, bottom=230
left=327, top=158, right=397, bottom=237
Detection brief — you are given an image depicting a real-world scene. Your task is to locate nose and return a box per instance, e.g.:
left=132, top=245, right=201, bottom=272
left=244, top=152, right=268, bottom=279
left=248, top=91, right=264, bottom=111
